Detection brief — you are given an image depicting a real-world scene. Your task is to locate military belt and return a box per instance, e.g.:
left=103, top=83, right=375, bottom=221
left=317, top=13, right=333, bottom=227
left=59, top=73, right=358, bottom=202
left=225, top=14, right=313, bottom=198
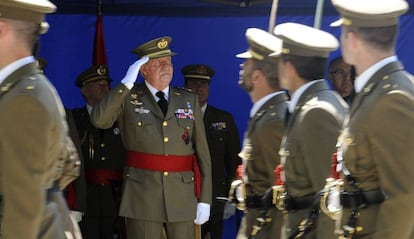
left=284, top=193, right=315, bottom=212
left=341, top=188, right=386, bottom=209
left=245, top=195, right=264, bottom=208
left=85, top=169, right=123, bottom=185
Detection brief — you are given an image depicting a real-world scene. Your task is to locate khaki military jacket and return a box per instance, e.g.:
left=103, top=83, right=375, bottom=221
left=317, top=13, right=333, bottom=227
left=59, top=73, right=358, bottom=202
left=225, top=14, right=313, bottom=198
left=281, top=80, right=348, bottom=239
left=244, top=92, right=288, bottom=195
left=338, top=61, right=414, bottom=238
left=90, top=82, right=212, bottom=222
left=240, top=92, right=288, bottom=238
left=0, top=62, right=79, bottom=239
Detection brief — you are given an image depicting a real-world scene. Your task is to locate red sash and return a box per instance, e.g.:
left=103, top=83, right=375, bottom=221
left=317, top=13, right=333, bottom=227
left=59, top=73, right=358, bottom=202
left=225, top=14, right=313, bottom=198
left=85, top=169, right=123, bottom=185
left=66, top=183, right=78, bottom=209
left=125, top=151, right=201, bottom=198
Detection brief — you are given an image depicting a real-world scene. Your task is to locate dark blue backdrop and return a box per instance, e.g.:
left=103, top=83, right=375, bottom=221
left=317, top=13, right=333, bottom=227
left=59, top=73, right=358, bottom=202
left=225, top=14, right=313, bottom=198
left=39, top=13, right=414, bottom=140
left=38, top=12, right=414, bottom=239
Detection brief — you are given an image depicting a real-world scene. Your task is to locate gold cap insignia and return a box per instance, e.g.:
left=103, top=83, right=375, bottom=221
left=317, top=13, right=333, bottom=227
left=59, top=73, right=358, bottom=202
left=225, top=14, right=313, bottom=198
left=197, top=66, right=207, bottom=76
left=157, top=38, right=168, bottom=49
left=97, top=66, right=106, bottom=76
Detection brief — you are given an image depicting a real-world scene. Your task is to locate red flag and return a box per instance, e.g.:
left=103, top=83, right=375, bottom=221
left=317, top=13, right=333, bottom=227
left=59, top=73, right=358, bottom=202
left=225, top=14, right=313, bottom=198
left=92, top=2, right=107, bottom=66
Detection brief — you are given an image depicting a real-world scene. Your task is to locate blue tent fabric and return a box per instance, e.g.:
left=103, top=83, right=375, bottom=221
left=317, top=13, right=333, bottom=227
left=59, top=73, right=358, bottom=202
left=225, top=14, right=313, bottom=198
left=40, top=13, right=414, bottom=140
left=39, top=12, right=414, bottom=239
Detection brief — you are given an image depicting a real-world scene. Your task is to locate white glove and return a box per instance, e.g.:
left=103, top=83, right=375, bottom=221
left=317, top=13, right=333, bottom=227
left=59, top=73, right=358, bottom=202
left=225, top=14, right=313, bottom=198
left=235, top=183, right=244, bottom=202
left=327, top=187, right=342, bottom=212
left=223, top=201, right=236, bottom=219
left=121, top=56, right=149, bottom=88
left=194, top=202, right=210, bottom=225
left=69, top=210, right=83, bottom=223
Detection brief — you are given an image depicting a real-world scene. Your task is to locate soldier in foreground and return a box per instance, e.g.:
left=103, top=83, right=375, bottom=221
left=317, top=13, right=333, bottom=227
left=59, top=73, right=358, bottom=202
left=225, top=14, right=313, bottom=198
left=0, top=0, right=81, bottom=238
left=272, top=22, right=348, bottom=238
left=233, top=28, right=288, bottom=239
left=328, top=0, right=414, bottom=238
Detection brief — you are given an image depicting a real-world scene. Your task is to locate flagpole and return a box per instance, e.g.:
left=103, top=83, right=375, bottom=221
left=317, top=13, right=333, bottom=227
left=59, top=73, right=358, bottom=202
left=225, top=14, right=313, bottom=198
left=98, top=0, right=102, bottom=16
left=93, top=0, right=107, bottom=66
left=314, top=0, right=325, bottom=29
left=268, top=0, right=279, bottom=33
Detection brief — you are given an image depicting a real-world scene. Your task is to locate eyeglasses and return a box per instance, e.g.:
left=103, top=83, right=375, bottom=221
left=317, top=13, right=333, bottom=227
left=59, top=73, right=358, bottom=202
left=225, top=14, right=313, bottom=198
left=330, top=69, right=351, bottom=79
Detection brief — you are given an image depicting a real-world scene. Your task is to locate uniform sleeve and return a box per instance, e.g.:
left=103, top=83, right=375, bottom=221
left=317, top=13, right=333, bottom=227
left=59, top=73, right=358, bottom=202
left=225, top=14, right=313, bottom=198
left=192, top=96, right=212, bottom=204
left=251, top=118, right=284, bottom=194
left=2, top=95, right=50, bottom=239
left=370, top=91, right=414, bottom=237
left=299, top=106, right=342, bottom=193
left=65, top=109, right=87, bottom=212
left=90, top=83, right=129, bottom=129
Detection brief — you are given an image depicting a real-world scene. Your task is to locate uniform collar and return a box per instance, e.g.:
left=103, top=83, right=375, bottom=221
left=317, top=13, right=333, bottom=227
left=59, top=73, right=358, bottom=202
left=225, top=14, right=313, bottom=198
left=145, top=80, right=170, bottom=101
left=0, top=56, right=35, bottom=85
left=354, top=55, right=397, bottom=93
left=289, top=79, right=320, bottom=113
left=250, top=91, right=283, bottom=118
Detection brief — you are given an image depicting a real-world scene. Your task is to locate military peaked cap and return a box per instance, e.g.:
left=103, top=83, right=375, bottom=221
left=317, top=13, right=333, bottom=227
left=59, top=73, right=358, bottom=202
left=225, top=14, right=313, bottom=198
left=0, top=0, right=56, bottom=34
left=132, top=36, right=177, bottom=59
left=273, top=22, right=338, bottom=58
left=181, top=64, right=215, bottom=81
left=236, top=28, right=282, bottom=62
left=330, top=0, right=408, bottom=27
left=76, top=65, right=111, bottom=88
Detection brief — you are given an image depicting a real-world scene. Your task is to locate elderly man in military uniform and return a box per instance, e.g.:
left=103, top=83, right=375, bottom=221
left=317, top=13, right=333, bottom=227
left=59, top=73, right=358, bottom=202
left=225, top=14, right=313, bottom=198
left=72, top=65, right=126, bottom=239
left=272, top=23, right=348, bottom=238
left=182, top=64, right=241, bottom=239
left=234, top=28, right=288, bottom=239
left=0, top=0, right=81, bottom=238
left=90, top=36, right=212, bottom=239
left=329, top=0, right=414, bottom=238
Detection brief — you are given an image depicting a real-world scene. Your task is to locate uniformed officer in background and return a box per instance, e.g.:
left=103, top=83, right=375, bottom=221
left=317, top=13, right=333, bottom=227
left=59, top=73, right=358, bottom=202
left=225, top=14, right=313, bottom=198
left=72, top=65, right=126, bottom=239
left=90, top=36, right=212, bottom=239
left=330, top=0, right=414, bottom=238
left=0, top=0, right=81, bottom=238
left=273, top=22, right=348, bottom=238
left=234, top=28, right=288, bottom=239
left=182, top=64, right=241, bottom=239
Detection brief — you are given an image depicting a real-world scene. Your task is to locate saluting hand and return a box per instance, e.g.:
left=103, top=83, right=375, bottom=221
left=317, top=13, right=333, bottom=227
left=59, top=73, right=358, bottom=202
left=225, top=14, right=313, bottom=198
left=121, top=56, right=149, bottom=87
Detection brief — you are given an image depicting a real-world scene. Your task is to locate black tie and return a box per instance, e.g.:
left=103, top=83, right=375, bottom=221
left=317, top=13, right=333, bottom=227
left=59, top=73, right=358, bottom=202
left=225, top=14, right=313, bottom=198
left=156, top=91, right=168, bottom=115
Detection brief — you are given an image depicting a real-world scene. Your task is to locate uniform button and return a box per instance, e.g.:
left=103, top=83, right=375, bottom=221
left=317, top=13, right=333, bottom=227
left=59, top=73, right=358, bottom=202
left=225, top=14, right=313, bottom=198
left=163, top=172, right=169, bottom=176
left=164, top=137, right=169, bottom=142
left=101, top=157, right=106, bottom=161
left=137, top=122, right=142, bottom=127
left=100, top=143, right=105, bottom=147
left=163, top=121, right=168, bottom=127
